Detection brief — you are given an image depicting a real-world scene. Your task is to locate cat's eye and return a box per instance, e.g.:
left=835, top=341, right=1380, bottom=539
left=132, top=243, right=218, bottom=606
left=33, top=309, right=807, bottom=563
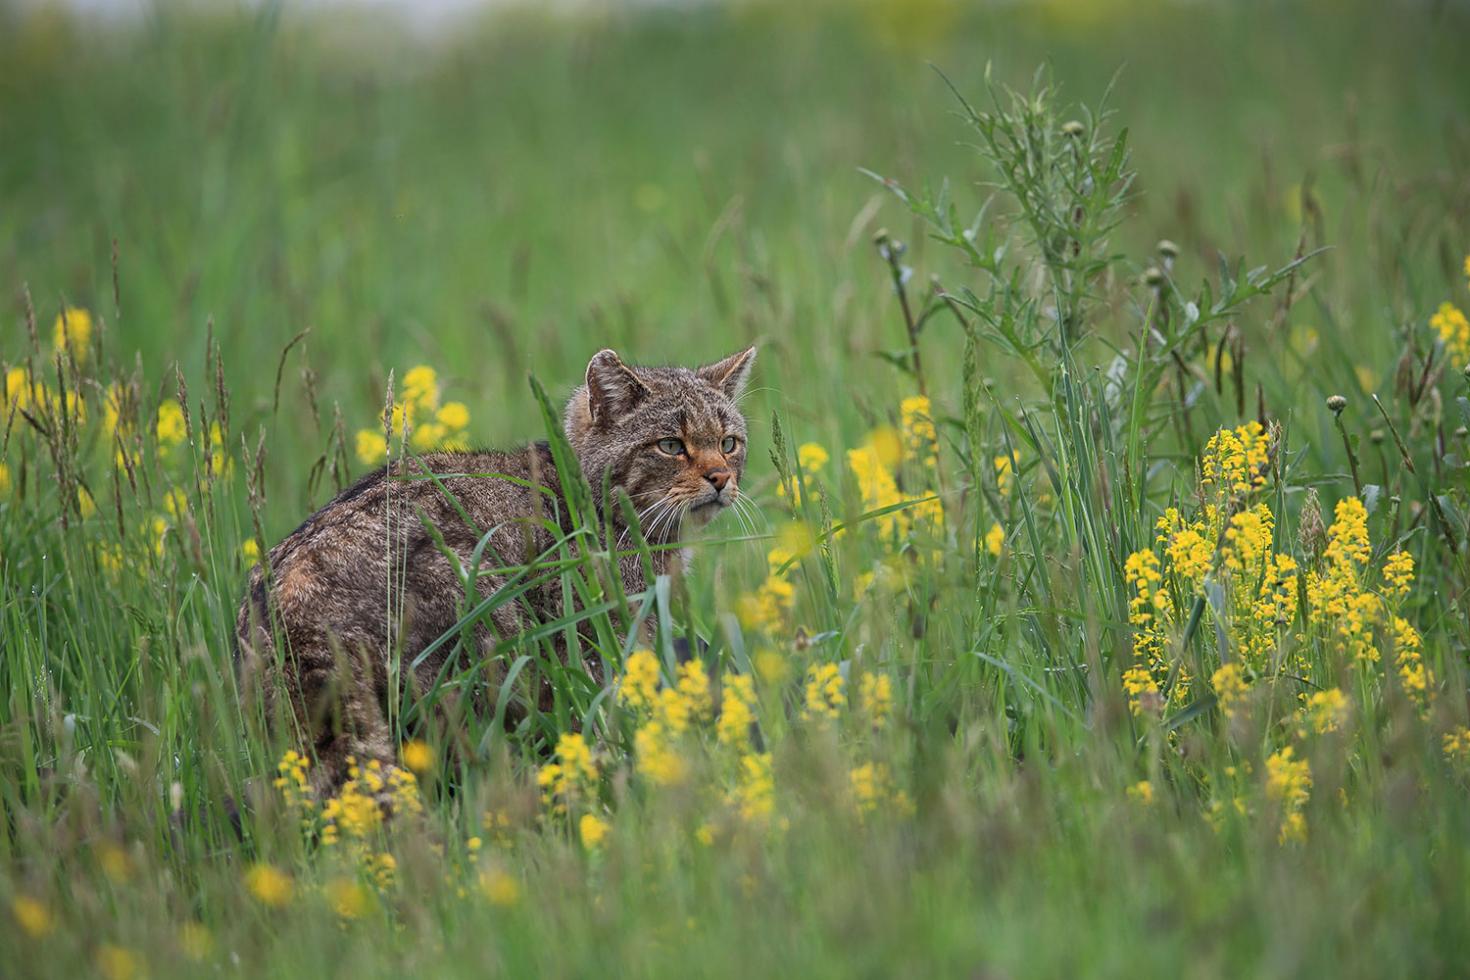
left=721, top=436, right=739, bottom=454
left=657, top=437, right=686, bottom=456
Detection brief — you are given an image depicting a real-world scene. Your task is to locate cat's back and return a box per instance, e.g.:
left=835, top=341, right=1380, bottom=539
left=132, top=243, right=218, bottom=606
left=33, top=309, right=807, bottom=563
left=237, top=444, right=565, bottom=647
left=270, top=444, right=562, bottom=565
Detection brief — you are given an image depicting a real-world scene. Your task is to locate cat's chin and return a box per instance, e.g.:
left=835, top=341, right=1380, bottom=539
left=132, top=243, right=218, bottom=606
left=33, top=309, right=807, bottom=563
left=685, top=499, right=726, bottom=527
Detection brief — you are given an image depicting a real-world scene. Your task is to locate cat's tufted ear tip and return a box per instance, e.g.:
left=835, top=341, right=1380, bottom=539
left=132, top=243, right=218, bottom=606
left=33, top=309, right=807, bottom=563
left=698, top=346, right=757, bottom=401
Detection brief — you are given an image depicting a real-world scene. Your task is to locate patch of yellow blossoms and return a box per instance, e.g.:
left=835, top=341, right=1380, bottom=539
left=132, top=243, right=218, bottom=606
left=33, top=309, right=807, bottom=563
left=354, top=364, right=472, bottom=464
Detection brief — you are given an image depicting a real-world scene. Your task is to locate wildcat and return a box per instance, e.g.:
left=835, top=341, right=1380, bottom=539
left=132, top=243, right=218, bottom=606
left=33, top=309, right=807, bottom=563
left=235, top=346, right=755, bottom=796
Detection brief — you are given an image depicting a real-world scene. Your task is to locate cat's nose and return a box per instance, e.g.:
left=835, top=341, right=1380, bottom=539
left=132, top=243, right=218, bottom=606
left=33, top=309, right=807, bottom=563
left=704, top=469, right=732, bottom=491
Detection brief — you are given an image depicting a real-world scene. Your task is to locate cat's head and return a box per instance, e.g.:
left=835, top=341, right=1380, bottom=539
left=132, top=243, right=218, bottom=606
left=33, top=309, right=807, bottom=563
left=564, top=346, right=756, bottom=540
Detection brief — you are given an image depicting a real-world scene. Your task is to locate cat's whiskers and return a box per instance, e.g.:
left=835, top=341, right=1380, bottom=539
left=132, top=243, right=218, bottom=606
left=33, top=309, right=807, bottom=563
left=620, top=494, right=674, bottom=551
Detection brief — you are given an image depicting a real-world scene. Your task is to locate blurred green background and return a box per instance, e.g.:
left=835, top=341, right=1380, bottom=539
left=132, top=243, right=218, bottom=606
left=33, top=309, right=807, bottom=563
left=4, top=0, right=1467, bottom=520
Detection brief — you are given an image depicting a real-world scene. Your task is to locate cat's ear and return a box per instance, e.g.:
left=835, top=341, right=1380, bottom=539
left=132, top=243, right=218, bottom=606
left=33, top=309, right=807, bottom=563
left=585, top=349, right=649, bottom=427
left=698, top=346, right=757, bottom=401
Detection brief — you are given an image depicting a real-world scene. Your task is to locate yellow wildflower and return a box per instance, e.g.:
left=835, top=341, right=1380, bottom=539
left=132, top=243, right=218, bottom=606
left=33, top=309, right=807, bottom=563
left=436, top=401, right=469, bottom=430
left=321, top=758, right=386, bottom=841
left=654, top=686, right=694, bottom=734
left=780, top=441, right=831, bottom=504
left=850, top=761, right=906, bottom=817
left=0, top=462, right=11, bottom=497
left=899, top=395, right=938, bottom=469
left=1443, top=726, right=1470, bottom=761
left=633, top=721, right=686, bottom=786
left=243, top=538, right=261, bottom=565
left=326, top=877, right=372, bottom=919
left=479, top=868, right=520, bottom=907
left=1431, top=302, right=1470, bottom=367
left=731, top=752, right=775, bottom=822
left=244, top=863, right=294, bottom=907
left=1211, top=663, right=1248, bottom=718
left=579, top=813, right=610, bottom=850
left=355, top=428, right=388, bottom=465
left=753, top=648, right=790, bottom=686
left=155, top=400, right=187, bottom=447
left=410, top=422, right=447, bottom=451
left=848, top=443, right=906, bottom=538
left=717, top=674, right=758, bottom=748
left=539, top=733, right=598, bottom=810
left=1126, top=780, right=1154, bottom=805
left=367, top=851, right=397, bottom=890
left=1382, top=550, right=1414, bottom=601
left=1122, top=665, right=1161, bottom=716
left=1222, top=503, right=1273, bottom=573
left=675, top=660, right=713, bottom=722
left=1393, top=616, right=1430, bottom=707
left=802, top=663, right=845, bottom=721
left=95, top=944, right=141, bottom=980
left=97, top=842, right=132, bottom=883
left=859, top=672, right=893, bottom=729
left=619, top=649, right=661, bottom=714
left=985, top=522, right=1004, bottom=557
left=1324, top=497, right=1370, bottom=568
left=798, top=442, right=830, bottom=472
left=178, top=922, right=213, bottom=960
left=4, top=367, right=33, bottom=411
left=10, top=895, right=53, bottom=938
left=1265, top=747, right=1312, bottom=844
left=401, top=739, right=434, bottom=775
left=52, top=307, right=93, bottom=363
left=403, top=365, right=439, bottom=412
left=994, top=451, right=1020, bottom=496
left=775, top=521, right=816, bottom=560
left=1201, top=421, right=1270, bottom=497
left=1305, top=688, right=1349, bottom=734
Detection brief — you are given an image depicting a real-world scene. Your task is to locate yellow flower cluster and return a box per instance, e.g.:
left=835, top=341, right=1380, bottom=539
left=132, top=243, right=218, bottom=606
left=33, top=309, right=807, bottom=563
left=736, top=546, right=798, bottom=634
left=717, top=674, right=759, bottom=749
left=1304, top=688, right=1349, bottom=734
left=1155, top=506, right=1217, bottom=586
left=899, top=395, right=938, bottom=470
left=1431, top=301, right=1469, bottom=368
left=538, top=733, right=598, bottom=812
left=1211, top=663, right=1248, bottom=719
left=1305, top=497, right=1426, bottom=707
left=1122, top=547, right=1179, bottom=715
left=354, top=364, right=472, bottom=464
left=849, top=761, right=913, bottom=818
left=11, top=894, right=54, bottom=938
left=244, top=863, right=294, bottom=907
left=1265, top=747, right=1312, bottom=843
left=779, top=442, right=831, bottom=506
left=846, top=408, right=943, bottom=541
left=802, top=663, right=846, bottom=721
left=613, top=650, right=793, bottom=829
left=1200, top=421, right=1270, bottom=497
left=317, top=755, right=423, bottom=845
left=1443, top=726, right=1470, bottom=762
left=859, top=673, right=893, bottom=729
left=730, top=752, right=775, bottom=821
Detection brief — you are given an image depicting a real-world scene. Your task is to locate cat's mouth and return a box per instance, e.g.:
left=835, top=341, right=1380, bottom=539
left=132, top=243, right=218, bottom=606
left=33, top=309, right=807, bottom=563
left=686, top=494, right=729, bottom=523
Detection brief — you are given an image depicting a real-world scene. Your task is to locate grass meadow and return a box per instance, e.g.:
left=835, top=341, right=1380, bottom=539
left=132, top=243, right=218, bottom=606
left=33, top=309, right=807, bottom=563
left=4, top=0, right=1470, bottom=975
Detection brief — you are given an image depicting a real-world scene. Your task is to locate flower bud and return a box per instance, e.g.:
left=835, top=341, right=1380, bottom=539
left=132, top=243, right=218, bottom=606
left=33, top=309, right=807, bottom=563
left=1326, top=395, right=1347, bottom=415
left=1143, top=266, right=1165, bottom=288
left=1061, top=120, right=1085, bottom=138
left=1156, top=239, right=1179, bottom=259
